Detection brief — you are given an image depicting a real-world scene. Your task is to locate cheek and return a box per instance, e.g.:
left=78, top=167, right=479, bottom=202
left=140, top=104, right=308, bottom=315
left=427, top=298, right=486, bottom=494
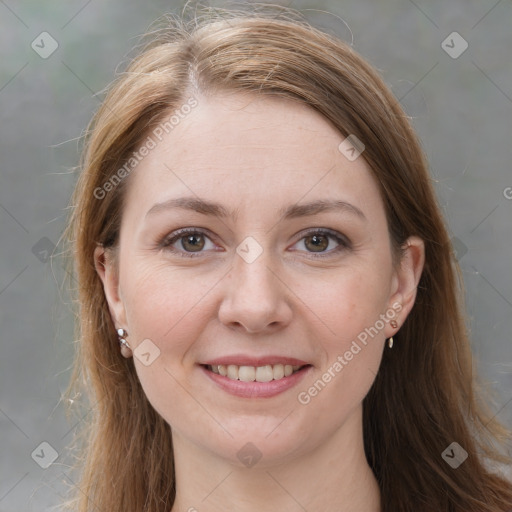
left=295, top=274, right=389, bottom=426
left=121, top=260, right=216, bottom=350
left=306, top=262, right=391, bottom=388
left=119, top=261, right=217, bottom=425
left=308, top=262, right=391, bottom=336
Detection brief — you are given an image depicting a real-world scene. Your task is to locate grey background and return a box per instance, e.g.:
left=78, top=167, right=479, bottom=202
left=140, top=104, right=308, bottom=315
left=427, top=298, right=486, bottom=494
left=1, top=0, right=511, bottom=510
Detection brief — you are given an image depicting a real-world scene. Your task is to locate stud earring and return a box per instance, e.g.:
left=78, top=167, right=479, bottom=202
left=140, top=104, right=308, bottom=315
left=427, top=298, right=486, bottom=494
left=388, top=319, right=398, bottom=348
left=117, top=328, right=132, bottom=358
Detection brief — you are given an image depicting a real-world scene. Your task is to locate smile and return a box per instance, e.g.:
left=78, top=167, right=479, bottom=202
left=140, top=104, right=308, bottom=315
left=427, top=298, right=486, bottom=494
left=200, top=362, right=313, bottom=398
left=205, top=363, right=306, bottom=382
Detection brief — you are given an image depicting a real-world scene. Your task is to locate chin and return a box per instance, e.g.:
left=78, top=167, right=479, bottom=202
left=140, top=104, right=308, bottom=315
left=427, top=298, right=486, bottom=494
left=200, top=420, right=316, bottom=468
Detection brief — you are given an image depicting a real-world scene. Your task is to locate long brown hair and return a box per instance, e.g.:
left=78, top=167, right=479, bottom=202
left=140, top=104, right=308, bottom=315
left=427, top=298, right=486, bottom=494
left=61, top=4, right=512, bottom=511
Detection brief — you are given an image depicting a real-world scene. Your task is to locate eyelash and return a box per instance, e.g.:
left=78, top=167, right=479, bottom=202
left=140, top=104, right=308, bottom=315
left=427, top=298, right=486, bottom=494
left=159, top=227, right=351, bottom=259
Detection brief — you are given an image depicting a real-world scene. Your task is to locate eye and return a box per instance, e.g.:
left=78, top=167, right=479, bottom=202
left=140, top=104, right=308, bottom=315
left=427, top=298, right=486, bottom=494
left=290, top=229, right=350, bottom=257
left=159, top=227, right=351, bottom=259
left=160, top=228, right=217, bottom=257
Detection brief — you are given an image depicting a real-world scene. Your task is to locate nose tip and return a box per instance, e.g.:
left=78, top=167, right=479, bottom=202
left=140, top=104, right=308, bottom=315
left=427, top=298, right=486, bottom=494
left=218, top=257, right=292, bottom=334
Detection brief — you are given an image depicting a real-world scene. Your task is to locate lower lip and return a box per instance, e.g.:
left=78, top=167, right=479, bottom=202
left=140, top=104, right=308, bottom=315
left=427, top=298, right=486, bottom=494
left=200, top=365, right=312, bottom=398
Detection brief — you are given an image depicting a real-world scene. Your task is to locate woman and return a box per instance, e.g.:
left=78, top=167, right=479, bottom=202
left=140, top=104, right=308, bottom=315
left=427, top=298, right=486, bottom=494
left=62, top=5, right=512, bottom=511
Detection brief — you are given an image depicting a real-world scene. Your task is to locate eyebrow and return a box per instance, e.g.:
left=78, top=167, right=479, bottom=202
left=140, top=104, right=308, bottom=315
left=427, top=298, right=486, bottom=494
left=145, top=196, right=366, bottom=222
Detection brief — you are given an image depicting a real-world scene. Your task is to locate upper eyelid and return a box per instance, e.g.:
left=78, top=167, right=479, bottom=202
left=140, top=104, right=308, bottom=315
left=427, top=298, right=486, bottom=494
left=293, top=227, right=348, bottom=241
left=163, top=227, right=217, bottom=245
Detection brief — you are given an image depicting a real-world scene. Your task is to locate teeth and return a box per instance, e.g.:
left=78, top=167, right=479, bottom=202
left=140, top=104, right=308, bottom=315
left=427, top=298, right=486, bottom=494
left=255, top=365, right=274, bottom=382
left=227, top=365, right=238, bottom=380
left=273, top=363, right=285, bottom=380
left=238, top=366, right=255, bottom=382
left=208, top=363, right=304, bottom=382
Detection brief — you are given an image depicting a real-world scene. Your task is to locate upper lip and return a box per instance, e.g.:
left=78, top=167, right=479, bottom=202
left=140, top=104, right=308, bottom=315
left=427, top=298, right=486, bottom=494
left=201, top=355, right=311, bottom=367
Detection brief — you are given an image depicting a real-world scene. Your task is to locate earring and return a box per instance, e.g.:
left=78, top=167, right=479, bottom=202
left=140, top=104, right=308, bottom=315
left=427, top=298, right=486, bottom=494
left=388, top=319, right=398, bottom=349
left=117, top=328, right=132, bottom=358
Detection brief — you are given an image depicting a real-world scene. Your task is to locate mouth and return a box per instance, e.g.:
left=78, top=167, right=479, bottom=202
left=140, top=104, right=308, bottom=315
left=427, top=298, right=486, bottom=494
left=198, top=355, right=313, bottom=398
left=202, top=363, right=311, bottom=383
left=199, top=361, right=313, bottom=399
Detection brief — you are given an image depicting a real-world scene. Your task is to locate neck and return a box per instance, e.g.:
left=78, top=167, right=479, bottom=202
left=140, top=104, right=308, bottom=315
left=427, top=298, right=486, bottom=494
left=170, top=406, right=381, bottom=512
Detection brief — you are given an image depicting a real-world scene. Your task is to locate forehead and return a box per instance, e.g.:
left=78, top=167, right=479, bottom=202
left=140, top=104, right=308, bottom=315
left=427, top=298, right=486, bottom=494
left=121, top=92, right=381, bottom=222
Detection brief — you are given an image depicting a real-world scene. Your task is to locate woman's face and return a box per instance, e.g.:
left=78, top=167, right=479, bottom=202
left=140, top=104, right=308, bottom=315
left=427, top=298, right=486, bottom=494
left=96, top=92, right=423, bottom=467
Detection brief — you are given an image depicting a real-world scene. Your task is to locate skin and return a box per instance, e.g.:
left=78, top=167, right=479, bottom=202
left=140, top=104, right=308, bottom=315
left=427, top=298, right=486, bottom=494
left=95, top=91, right=424, bottom=512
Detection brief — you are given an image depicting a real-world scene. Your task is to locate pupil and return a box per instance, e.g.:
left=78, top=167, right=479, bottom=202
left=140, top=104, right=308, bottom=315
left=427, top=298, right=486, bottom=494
left=183, top=234, right=204, bottom=251
left=307, top=234, right=328, bottom=252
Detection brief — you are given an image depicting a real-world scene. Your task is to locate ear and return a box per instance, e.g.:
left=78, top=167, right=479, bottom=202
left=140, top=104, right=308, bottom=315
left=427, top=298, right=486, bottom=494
left=386, top=236, right=425, bottom=334
left=94, top=244, right=127, bottom=329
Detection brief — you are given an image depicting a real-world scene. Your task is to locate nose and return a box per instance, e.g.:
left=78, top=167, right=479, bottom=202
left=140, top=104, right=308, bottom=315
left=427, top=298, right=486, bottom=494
left=218, top=250, right=293, bottom=334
